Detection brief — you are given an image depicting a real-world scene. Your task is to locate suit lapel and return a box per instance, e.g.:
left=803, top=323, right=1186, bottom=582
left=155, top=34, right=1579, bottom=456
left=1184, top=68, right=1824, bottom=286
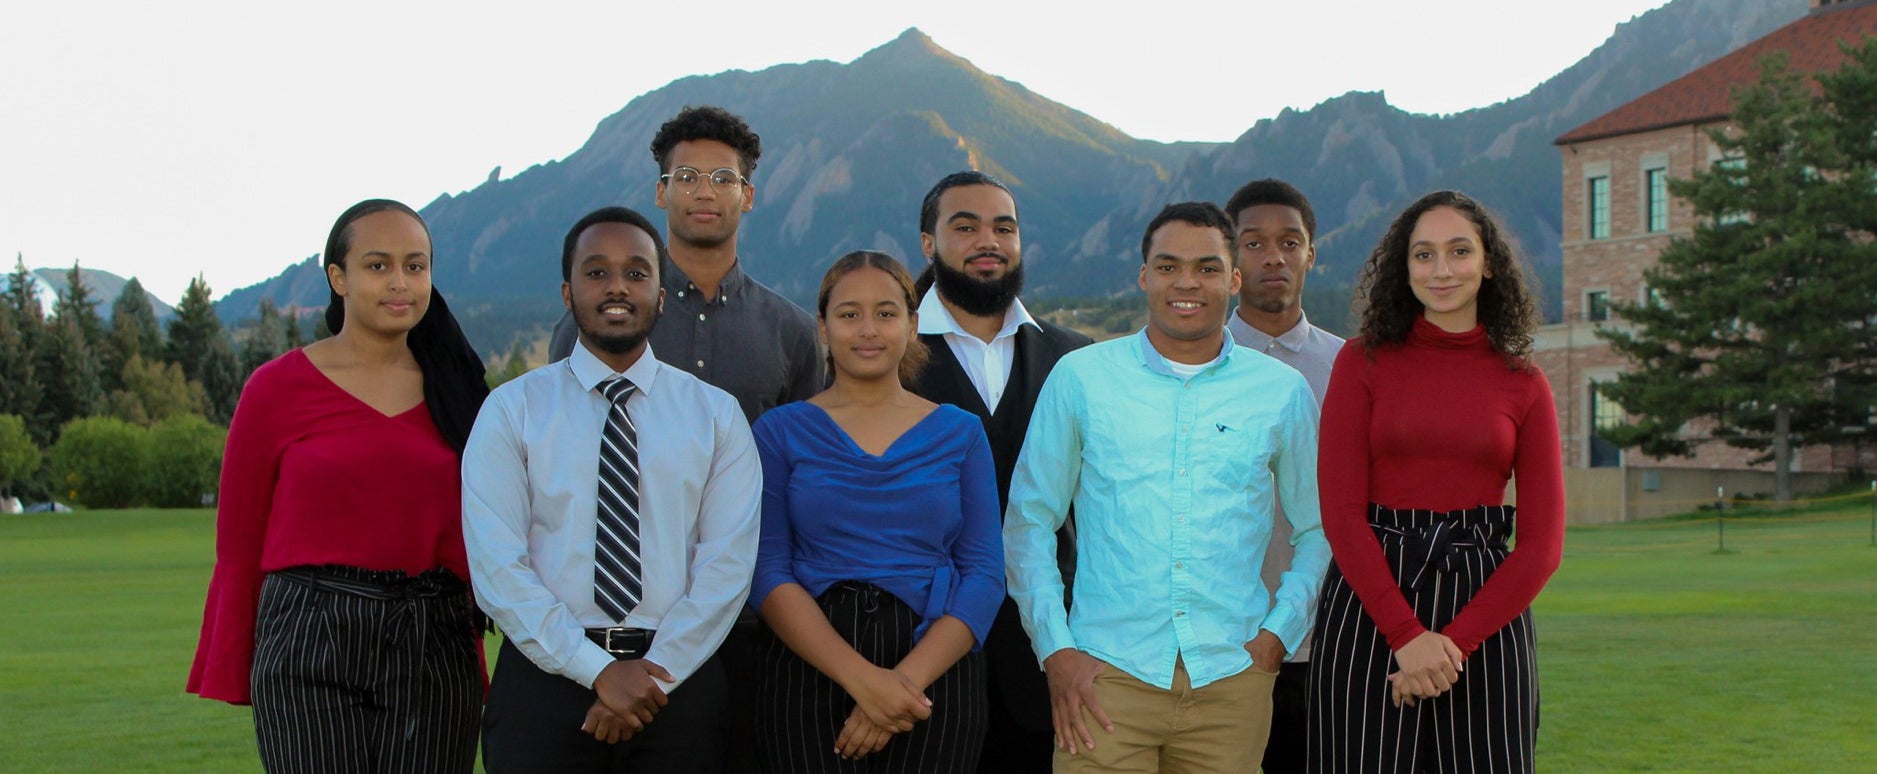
left=919, top=333, right=992, bottom=417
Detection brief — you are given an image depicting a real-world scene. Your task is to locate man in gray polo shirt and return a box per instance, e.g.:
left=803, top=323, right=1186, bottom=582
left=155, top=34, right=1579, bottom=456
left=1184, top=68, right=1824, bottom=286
left=1222, top=178, right=1342, bottom=774
left=549, top=105, right=822, bottom=424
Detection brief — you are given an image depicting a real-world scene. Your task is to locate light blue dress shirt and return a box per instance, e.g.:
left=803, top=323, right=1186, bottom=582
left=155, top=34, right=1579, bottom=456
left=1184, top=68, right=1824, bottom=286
left=1003, top=328, right=1329, bottom=690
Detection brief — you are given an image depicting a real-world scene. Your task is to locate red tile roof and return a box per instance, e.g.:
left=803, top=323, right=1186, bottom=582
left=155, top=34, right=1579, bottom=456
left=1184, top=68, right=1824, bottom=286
left=1556, top=2, right=1877, bottom=145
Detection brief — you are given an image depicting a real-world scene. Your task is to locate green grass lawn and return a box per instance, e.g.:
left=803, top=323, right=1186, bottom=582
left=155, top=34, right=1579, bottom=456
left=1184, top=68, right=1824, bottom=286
left=2, top=506, right=1873, bottom=772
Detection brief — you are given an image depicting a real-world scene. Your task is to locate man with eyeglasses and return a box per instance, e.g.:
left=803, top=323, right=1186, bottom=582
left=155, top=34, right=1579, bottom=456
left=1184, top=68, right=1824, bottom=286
left=547, top=104, right=821, bottom=770
left=550, top=105, right=823, bottom=423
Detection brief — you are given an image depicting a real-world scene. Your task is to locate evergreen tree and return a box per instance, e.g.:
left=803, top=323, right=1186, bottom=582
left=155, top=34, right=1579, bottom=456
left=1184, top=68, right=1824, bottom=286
left=166, top=275, right=242, bottom=424
left=5, top=257, right=53, bottom=444
left=282, top=306, right=306, bottom=350
left=241, top=297, right=286, bottom=376
left=104, top=277, right=165, bottom=392
left=1598, top=49, right=1877, bottom=500
left=37, top=313, right=105, bottom=430
left=54, top=263, right=106, bottom=355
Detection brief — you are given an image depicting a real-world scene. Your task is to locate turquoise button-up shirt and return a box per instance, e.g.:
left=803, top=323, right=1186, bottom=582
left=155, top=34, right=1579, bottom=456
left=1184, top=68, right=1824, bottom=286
left=1004, top=329, right=1329, bottom=690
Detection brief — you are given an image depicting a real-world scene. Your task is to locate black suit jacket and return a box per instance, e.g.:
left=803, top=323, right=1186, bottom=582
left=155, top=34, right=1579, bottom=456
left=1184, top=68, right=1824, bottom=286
left=910, top=318, right=1090, bottom=732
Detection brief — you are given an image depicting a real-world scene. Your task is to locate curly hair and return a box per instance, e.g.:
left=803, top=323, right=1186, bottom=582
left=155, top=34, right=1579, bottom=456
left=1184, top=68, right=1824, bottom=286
left=815, top=250, right=931, bottom=388
left=650, top=105, right=762, bottom=179
left=1355, top=190, right=1539, bottom=368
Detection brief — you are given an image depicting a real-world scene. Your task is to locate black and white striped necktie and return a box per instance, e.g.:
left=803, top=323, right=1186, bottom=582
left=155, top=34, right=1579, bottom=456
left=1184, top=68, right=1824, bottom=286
left=595, top=376, right=642, bottom=622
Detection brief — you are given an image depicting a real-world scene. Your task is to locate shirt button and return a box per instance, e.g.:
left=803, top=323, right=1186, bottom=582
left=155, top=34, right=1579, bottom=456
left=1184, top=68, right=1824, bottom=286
left=677, top=290, right=685, bottom=298
left=1178, top=468, right=1187, bottom=477
left=1175, top=562, right=1184, bottom=569
left=1175, top=611, right=1185, bottom=617
left=698, top=313, right=706, bottom=321
left=696, top=360, right=705, bottom=368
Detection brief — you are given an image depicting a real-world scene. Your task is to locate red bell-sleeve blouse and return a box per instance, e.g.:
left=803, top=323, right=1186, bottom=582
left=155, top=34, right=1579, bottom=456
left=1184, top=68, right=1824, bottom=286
left=1316, top=318, right=1564, bottom=658
left=187, top=349, right=472, bottom=704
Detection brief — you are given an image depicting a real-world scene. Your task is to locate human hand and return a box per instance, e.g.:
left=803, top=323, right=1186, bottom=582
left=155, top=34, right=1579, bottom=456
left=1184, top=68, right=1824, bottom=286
left=844, top=665, right=931, bottom=733
left=579, top=699, right=639, bottom=743
left=592, top=659, right=672, bottom=725
left=1244, top=629, right=1286, bottom=674
left=1042, top=648, right=1114, bottom=755
left=833, top=705, right=897, bottom=760
left=1389, top=631, right=1464, bottom=705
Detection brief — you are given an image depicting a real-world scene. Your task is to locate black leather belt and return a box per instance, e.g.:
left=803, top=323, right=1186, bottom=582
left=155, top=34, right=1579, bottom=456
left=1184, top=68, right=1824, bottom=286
left=585, top=627, right=656, bottom=658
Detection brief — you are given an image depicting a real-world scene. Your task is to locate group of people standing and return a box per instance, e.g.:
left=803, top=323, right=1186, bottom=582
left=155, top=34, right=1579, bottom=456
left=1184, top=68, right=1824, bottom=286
left=187, top=104, right=1563, bottom=773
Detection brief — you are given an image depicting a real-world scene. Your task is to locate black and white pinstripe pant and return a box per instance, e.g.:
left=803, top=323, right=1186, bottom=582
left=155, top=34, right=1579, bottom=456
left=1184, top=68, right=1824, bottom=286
left=1308, top=505, right=1538, bottom=774
left=250, top=565, right=483, bottom=774
left=757, top=581, right=987, bottom=774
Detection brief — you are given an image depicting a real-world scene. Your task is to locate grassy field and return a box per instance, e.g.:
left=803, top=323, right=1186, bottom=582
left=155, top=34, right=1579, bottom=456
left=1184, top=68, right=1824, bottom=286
left=2, top=505, right=1873, bottom=772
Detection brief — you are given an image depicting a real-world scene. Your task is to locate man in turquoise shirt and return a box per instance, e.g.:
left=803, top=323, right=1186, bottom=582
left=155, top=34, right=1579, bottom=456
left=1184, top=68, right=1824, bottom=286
left=1003, top=202, right=1329, bottom=772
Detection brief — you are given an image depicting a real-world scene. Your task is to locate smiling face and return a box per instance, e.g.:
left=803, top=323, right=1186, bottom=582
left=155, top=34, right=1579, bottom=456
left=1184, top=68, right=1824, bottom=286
left=562, top=221, right=664, bottom=369
left=1234, top=203, right=1315, bottom=322
left=326, top=209, right=432, bottom=337
left=921, top=183, right=1023, bottom=315
left=1407, top=205, right=1490, bottom=332
left=819, top=264, right=915, bottom=384
left=653, top=139, right=754, bottom=251
left=1139, top=220, right=1241, bottom=364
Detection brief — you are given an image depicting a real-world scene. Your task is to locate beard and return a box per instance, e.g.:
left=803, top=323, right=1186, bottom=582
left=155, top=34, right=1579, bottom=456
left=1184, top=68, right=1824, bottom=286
left=576, top=302, right=659, bottom=355
left=930, top=253, right=1025, bottom=318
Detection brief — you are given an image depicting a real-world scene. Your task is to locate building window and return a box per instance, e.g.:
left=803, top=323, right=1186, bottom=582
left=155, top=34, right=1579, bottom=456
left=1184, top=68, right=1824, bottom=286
left=1588, top=176, right=1611, bottom=239
left=1642, top=285, right=1666, bottom=309
left=1586, top=290, right=1610, bottom=322
left=1589, top=382, right=1624, bottom=468
left=1645, top=168, right=1668, bottom=232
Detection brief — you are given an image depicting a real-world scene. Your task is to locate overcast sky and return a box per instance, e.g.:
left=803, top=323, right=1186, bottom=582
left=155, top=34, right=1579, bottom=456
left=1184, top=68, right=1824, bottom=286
left=1, top=0, right=1672, bottom=304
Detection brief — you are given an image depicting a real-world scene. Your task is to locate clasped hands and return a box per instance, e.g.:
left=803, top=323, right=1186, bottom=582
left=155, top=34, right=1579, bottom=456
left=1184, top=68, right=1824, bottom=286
left=833, top=665, right=932, bottom=760
left=1387, top=630, right=1466, bottom=708
left=580, top=658, right=673, bottom=744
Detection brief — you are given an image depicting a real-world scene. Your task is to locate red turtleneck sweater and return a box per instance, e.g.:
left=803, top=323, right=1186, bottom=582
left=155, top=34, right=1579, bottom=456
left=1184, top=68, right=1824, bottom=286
left=1317, top=317, right=1564, bottom=657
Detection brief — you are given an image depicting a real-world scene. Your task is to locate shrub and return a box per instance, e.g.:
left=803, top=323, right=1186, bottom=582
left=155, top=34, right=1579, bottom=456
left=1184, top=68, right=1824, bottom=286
left=49, top=416, right=150, bottom=509
left=145, top=414, right=227, bottom=508
left=0, top=414, right=41, bottom=496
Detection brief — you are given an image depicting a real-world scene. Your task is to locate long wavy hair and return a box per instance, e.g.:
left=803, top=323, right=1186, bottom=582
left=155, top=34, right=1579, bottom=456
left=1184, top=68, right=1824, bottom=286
left=815, top=251, right=931, bottom=388
left=1355, top=190, right=1539, bottom=368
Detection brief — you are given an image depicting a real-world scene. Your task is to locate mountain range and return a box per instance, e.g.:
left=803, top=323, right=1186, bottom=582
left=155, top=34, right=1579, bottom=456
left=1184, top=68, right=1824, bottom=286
left=218, top=0, right=1807, bottom=352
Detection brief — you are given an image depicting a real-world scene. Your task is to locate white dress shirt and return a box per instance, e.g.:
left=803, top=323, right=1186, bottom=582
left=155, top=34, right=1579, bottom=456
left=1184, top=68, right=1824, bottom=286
left=916, top=287, right=1038, bottom=411
left=463, top=342, right=761, bottom=691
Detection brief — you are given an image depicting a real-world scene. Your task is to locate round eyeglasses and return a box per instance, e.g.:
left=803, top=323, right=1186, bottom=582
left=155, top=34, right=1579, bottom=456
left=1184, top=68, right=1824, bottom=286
left=659, top=166, right=747, bottom=194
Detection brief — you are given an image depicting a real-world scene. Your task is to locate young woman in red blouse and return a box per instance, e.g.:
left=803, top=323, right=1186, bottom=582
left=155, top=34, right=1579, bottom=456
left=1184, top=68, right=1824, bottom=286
left=188, top=200, right=490, bottom=773
left=1308, top=191, right=1564, bottom=773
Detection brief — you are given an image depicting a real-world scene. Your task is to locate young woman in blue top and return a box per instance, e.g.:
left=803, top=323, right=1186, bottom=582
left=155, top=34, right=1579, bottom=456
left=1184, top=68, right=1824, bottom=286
left=751, top=250, right=1004, bottom=773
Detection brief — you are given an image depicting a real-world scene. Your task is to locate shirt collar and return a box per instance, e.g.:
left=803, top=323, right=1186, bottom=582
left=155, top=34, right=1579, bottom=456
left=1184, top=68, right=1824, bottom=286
left=1133, top=326, right=1237, bottom=378
left=662, top=254, right=748, bottom=305
left=915, top=286, right=1038, bottom=340
left=1232, top=308, right=1317, bottom=354
left=569, top=339, right=662, bottom=397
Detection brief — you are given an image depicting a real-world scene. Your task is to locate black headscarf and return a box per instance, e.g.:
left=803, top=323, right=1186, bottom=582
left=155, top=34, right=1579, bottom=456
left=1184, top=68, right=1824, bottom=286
left=324, top=199, right=488, bottom=452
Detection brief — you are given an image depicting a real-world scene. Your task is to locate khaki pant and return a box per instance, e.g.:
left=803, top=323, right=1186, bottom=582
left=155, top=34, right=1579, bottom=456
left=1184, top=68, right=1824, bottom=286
left=1056, top=658, right=1276, bottom=773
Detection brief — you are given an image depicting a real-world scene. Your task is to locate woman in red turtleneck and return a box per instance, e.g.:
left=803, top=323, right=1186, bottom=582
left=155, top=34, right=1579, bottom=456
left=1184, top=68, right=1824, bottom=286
left=1307, top=191, right=1563, bottom=774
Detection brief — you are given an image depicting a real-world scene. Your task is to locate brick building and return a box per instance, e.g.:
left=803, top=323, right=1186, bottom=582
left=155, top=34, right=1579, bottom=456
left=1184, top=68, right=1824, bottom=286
left=1534, top=0, right=1877, bottom=518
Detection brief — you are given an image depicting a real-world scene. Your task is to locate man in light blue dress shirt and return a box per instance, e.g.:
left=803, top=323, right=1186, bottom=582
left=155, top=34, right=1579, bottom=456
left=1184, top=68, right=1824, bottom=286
left=1003, top=202, right=1329, bottom=772
left=464, top=207, right=760, bottom=773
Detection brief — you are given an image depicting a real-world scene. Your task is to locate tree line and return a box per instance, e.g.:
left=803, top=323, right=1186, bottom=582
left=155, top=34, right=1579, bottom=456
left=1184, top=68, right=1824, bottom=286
left=0, top=261, right=317, bottom=508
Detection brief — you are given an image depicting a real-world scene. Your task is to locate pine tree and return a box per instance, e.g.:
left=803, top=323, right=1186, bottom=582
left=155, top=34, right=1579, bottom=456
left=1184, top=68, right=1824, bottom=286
left=55, top=263, right=106, bottom=355
left=1598, top=50, right=1877, bottom=500
left=282, top=306, right=306, bottom=350
left=36, top=312, right=104, bottom=429
left=166, top=275, right=241, bottom=423
left=5, top=257, right=52, bottom=444
left=104, top=277, right=165, bottom=392
left=241, top=297, right=286, bottom=377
